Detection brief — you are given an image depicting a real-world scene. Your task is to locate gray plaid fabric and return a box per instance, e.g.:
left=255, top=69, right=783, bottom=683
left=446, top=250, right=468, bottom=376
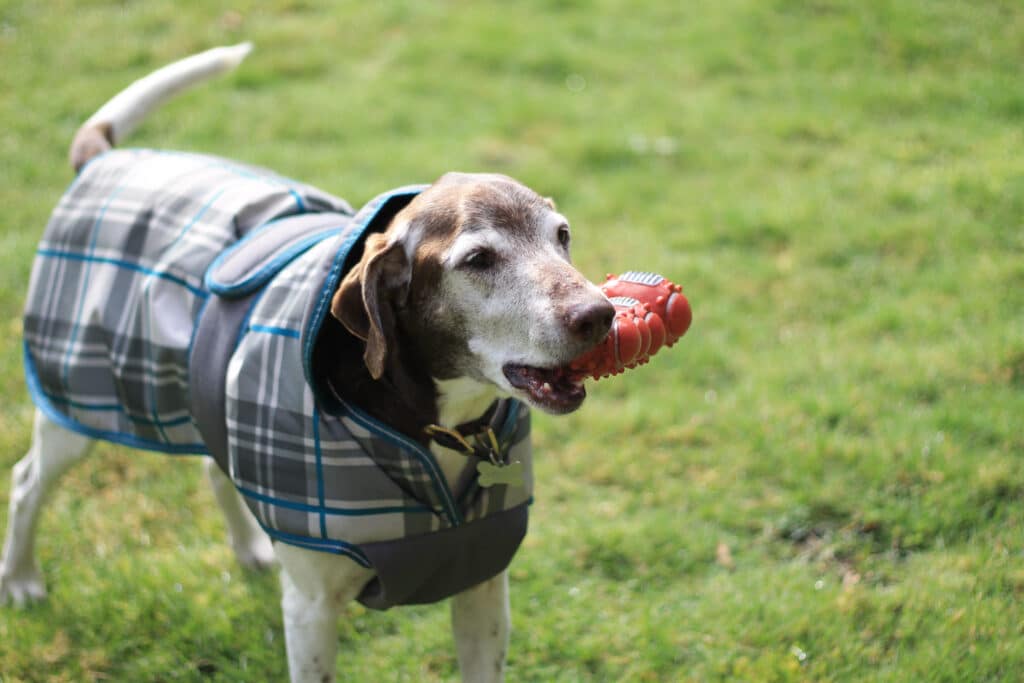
left=217, top=186, right=532, bottom=566
left=23, top=148, right=350, bottom=451
left=23, top=149, right=534, bottom=583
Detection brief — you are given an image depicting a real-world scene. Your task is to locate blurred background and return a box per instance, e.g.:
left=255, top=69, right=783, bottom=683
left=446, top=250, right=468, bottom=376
left=1, top=1, right=1022, bottom=680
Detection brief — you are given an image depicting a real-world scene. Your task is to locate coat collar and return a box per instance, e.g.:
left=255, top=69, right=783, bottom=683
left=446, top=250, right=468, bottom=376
left=300, top=185, right=427, bottom=390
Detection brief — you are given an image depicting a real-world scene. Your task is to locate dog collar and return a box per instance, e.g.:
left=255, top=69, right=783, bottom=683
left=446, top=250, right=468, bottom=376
left=425, top=398, right=517, bottom=458
left=425, top=398, right=525, bottom=488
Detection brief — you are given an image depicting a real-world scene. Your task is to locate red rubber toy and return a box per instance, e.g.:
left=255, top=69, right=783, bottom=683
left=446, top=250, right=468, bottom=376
left=568, top=271, right=692, bottom=381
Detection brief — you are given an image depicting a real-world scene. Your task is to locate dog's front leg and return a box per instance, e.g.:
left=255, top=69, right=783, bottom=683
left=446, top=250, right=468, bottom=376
left=275, top=543, right=374, bottom=683
left=451, top=569, right=511, bottom=683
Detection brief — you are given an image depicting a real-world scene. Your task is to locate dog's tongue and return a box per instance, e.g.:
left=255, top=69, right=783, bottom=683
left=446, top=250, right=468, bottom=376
left=503, top=364, right=585, bottom=414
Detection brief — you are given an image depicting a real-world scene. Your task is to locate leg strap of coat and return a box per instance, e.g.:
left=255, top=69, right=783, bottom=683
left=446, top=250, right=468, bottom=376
left=189, top=212, right=352, bottom=475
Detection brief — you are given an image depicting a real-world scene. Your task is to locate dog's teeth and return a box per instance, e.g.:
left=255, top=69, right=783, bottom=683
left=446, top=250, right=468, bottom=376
left=541, top=382, right=553, bottom=394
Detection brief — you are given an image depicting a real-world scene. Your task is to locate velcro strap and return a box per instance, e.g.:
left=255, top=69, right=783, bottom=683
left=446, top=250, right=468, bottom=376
left=204, top=212, right=351, bottom=298
left=191, top=211, right=350, bottom=473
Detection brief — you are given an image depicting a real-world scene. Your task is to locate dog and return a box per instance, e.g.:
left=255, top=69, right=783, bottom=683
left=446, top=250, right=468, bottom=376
left=0, top=44, right=614, bottom=682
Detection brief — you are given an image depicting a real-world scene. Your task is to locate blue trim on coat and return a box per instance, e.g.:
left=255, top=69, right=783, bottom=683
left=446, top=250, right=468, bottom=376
left=36, top=248, right=209, bottom=299
left=23, top=341, right=208, bottom=455
left=300, top=186, right=428, bottom=390
left=254, top=519, right=372, bottom=567
left=338, top=397, right=462, bottom=527
left=235, top=484, right=432, bottom=517
left=248, top=324, right=301, bottom=338
left=288, top=186, right=458, bottom=524
left=205, top=226, right=345, bottom=298
left=39, top=391, right=194, bottom=429
left=501, top=400, right=523, bottom=437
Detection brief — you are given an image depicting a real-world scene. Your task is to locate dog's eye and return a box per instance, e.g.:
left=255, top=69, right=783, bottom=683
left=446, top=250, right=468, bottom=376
left=557, top=225, right=571, bottom=249
left=463, top=249, right=497, bottom=270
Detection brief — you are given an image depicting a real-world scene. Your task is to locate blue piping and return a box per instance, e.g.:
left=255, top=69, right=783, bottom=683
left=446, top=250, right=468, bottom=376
left=254, top=519, right=371, bottom=567
left=24, top=342, right=208, bottom=456
left=205, top=226, right=344, bottom=297
left=248, top=324, right=300, bottom=339
left=300, top=186, right=428, bottom=389
left=235, top=483, right=431, bottom=517
left=36, top=249, right=208, bottom=299
left=339, top=397, right=462, bottom=526
left=39, top=390, right=193, bottom=428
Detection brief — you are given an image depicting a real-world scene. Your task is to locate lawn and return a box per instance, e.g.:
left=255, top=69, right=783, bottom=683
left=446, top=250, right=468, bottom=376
left=2, top=1, right=1023, bottom=681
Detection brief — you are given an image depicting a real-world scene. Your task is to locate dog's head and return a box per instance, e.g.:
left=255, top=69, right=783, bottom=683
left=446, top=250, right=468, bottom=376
left=331, top=172, right=613, bottom=415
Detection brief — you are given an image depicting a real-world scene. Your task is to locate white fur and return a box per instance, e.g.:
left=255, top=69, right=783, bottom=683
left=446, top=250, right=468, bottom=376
left=431, top=378, right=510, bottom=682
left=85, top=42, right=252, bottom=143
left=274, top=543, right=375, bottom=682
left=456, top=249, right=607, bottom=401
left=451, top=571, right=511, bottom=681
left=388, top=216, right=424, bottom=265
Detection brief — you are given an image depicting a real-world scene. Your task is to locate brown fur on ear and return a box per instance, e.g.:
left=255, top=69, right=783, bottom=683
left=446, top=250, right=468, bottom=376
left=331, top=265, right=371, bottom=342
left=330, top=233, right=410, bottom=379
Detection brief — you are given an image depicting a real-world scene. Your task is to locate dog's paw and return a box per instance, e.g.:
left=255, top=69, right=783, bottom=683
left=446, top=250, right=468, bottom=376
left=232, top=534, right=277, bottom=571
left=0, top=569, right=48, bottom=608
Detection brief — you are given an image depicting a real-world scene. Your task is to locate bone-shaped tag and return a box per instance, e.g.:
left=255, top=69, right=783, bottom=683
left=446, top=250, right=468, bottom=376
left=477, top=460, right=524, bottom=488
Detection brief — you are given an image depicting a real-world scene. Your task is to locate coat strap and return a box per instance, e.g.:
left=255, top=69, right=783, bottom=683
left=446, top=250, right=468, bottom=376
left=189, top=212, right=350, bottom=476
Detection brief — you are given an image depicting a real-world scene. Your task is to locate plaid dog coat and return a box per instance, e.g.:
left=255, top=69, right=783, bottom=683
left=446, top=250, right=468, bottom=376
left=23, top=149, right=533, bottom=609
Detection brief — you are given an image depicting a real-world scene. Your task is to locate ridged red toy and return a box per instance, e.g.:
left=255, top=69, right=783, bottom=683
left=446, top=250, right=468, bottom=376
left=568, top=271, right=692, bottom=380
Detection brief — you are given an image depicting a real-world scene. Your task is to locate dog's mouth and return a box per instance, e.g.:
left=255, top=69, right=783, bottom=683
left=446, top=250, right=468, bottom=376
left=502, top=363, right=586, bottom=414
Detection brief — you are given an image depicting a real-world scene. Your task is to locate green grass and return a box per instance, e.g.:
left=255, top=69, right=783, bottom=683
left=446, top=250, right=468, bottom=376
left=2, top=0, right=1023, bottom=680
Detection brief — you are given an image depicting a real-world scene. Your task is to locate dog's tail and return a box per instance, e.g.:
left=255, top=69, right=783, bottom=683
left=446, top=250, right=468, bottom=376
left=69, top=42, right=254, bottom=172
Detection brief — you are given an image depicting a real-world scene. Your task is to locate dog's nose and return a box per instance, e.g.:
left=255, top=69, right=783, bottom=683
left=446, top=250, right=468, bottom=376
left=566, top=299, right=615, bottom=347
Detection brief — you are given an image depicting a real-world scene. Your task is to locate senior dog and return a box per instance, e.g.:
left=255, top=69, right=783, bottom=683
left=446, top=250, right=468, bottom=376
left=0, top=44, right=614, bottom=682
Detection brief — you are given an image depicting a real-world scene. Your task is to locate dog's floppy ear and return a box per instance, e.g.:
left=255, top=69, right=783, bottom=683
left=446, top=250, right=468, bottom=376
left=330, top=232, right=411, bottom=379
